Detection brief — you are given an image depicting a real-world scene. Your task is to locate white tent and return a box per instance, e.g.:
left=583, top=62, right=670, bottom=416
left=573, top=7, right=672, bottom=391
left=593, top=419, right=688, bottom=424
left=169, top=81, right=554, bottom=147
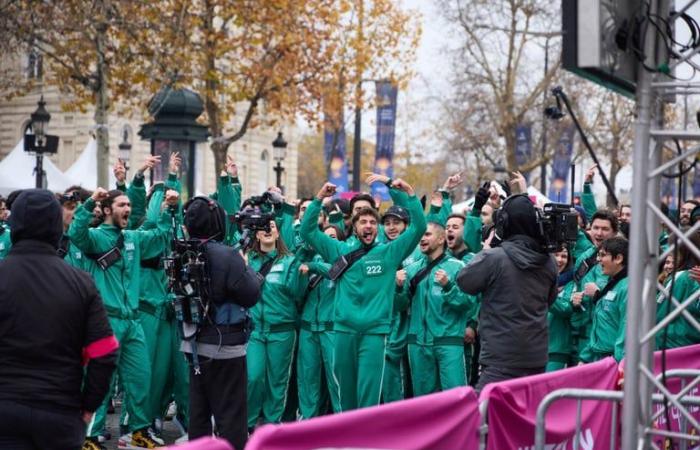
left=64, top=138, right=116, bottom=190
left=0, top=138, right=78, bottom=196
left=451, top=185, right=554, bottom=214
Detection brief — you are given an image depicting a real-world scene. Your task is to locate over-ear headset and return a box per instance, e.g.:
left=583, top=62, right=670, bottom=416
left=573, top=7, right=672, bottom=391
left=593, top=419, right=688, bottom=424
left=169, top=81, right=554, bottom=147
left=493, top=194, right=529, bottom=241
left=184, top=196, right=225, bottom=240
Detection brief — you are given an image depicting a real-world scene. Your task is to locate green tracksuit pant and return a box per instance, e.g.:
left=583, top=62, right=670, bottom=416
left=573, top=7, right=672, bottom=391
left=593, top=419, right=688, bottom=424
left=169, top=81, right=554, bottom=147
left=408, top=343, right=466, bottom=396
left=247, top=330, right=297, bottom=428
left=382, top=344, right=406, bottom=403
left=333, top=332, right=387, bottom=411
left=546, top=353, right=569, bottom=372
left=138, top=306, right=189, bottom=425
left=88, top=317, right=151, bottom=437
left=297, top=329, right=339, bottom=418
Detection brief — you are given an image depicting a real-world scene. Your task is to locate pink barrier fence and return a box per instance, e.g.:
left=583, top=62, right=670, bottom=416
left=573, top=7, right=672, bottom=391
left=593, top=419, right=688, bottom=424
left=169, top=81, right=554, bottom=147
left=479, top=358, right=621, bottom=450
left=642, top=344, right=700, bottom=448
left=245, top=386, right=480, bottom=450
left=167, top=437, right=233, bottom=450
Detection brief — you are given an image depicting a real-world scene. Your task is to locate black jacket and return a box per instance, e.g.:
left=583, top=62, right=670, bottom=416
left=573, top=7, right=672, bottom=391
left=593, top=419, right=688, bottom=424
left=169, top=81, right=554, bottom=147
left=457, top=235, right=557, bottom=369
left=0, top=189, right=118, bottom=413
left=197, top=240, right=261, bottom=345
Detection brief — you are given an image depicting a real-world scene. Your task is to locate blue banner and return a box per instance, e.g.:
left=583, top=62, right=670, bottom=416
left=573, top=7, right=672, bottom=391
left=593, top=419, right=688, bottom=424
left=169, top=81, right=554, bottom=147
left=371, top=81, right=398, bottom=201
left=661, top=175, right=678, bottom=208
left=515, top=124, right=532, bottom=181
left=693, top=165, right=700, bottom=200
left=548, top=126, right=576, bottom=202
left=323, top=125, right=349, bottom=195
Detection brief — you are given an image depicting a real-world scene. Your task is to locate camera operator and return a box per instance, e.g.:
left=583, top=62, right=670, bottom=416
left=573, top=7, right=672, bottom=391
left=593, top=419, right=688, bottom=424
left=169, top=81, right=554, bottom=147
left=0, top=189, right=118, bottom=450
left=457, top=194, right=557, bottom=391
left=181, top=197, right=261, bottom=450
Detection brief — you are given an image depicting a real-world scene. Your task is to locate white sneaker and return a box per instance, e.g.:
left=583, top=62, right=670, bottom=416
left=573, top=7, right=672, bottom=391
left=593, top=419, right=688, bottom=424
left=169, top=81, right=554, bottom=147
left=165, top=402, right=177, bottom=421
left=117, top=433, right=131, bottom=448
left=175, top=434, right=189, bottom=444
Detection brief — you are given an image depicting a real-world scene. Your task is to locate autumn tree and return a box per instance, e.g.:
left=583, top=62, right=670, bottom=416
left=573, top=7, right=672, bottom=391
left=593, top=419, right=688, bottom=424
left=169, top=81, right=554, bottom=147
left=0, top=0, right=180, bottom=186
left=135, top=0, right=420, bottom=174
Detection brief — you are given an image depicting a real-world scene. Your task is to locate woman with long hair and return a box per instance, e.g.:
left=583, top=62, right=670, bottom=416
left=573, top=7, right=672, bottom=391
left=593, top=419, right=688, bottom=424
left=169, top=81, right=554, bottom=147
left=246, top=220, right=308, bottom=430
left=546, top=246, right=576, bottom=371
left=656, top=231, right=700, bottom=349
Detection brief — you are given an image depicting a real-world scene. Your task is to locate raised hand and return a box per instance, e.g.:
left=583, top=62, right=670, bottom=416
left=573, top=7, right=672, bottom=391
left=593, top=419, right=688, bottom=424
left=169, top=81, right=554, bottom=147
left=169, top=152, right=182, bottom=174
left=396, top=269, right=406, bottom=288
left=91, top=187, right=109, bottom=203
left=139, top=155, right=161, bottom=175
left=473, top=182, right=490, bottom=213
left=585, top=165, right=598, bottom=184
left=442, top=172, right=464, bottom=191
left=509, top=171, right=527, bottom=194
left=391, top=178, right=415, bottom=196
left=316, top=182, right=337, bottom=200
left=164, top=190, right=180, bottom=207
left=225, top=154, right=238, bottom=177
left=113, top=159, right=126, bottom=184
left=365, top=172, right=390, bottom=186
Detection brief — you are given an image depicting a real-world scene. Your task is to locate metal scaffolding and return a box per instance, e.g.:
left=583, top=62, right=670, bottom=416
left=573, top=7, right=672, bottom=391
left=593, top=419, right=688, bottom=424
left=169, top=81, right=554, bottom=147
left=622, top=0, right=700, bottom=448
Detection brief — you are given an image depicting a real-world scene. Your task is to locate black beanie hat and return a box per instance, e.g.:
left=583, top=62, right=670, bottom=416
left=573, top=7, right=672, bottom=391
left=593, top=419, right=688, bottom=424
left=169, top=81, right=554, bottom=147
left=10, top=189, right=63, bottom=248
left=502, top=195, right=541, bottom=241
left=184, top=197, right=226, bottom=240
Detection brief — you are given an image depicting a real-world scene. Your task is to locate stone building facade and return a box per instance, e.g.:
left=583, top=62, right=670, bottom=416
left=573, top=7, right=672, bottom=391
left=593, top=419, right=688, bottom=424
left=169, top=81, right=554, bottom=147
left=0, top=53, right=299, bottom=199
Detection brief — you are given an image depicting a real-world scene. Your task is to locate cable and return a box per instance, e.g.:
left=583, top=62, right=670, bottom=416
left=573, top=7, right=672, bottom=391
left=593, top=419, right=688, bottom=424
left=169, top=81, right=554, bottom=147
left=661, top=140, right=698, bottom=178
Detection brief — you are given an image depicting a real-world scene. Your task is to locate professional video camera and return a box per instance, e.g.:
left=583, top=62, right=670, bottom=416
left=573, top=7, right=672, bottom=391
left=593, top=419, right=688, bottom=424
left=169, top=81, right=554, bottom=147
left=537, top=203, right=579, bottom=253
left=163, top=237, right=211, bottom=339
left=229, top=191, right=281, bottom=250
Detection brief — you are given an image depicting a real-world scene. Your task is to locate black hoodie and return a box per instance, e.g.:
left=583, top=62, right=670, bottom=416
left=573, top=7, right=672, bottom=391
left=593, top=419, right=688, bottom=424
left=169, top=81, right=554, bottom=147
left=457, top=232, right=557, bottom=369
left=0, top=189, right=118, bottom=413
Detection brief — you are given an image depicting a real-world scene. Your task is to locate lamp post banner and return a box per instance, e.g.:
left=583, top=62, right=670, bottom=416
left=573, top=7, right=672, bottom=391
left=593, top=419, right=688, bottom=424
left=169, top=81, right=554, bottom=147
left=371, top=81, right=398, bottom=201
left=480, top=358, right=620, bottom=450
left=245, top=387, right=479, bottom=450
left=548, top=125, right=576, bottom=203
left=323, top=125, right=349, bottom=195
left=515, top=124, right=532, bottom=182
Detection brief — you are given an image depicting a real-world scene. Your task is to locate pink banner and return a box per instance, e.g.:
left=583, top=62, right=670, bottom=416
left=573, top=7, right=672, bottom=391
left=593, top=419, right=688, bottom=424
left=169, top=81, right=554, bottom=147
left=480, top=358, right=620, bottom=450
left=167, top=437, right=233, bottom=450
left=645, top=344, right=700, bottom=447
left=245, top=387, right=479, bottom=450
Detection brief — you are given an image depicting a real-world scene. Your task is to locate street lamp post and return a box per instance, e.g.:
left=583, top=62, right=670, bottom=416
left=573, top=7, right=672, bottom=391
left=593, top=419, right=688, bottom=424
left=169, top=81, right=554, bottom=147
left=118, top=128, right=132, bottom=173
left=24, top=96, right=59, bottom=189
left=272, top=132, right=288, bottom=191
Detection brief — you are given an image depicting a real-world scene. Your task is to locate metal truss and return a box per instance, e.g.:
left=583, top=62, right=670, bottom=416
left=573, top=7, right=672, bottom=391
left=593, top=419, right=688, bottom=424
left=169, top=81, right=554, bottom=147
left=622, top=0, right=700, bottom=448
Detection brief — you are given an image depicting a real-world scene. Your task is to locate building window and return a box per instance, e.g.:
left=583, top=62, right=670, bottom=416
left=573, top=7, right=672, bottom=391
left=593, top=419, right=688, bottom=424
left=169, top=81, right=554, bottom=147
left=27, top=50, right=43, bottom=80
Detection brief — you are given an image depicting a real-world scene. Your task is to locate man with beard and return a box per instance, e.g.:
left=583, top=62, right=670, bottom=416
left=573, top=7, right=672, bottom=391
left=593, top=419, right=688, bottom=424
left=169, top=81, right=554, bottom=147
left=445, top=213, right=482, bottom=383
left=679, top=200, right=700, bottom=229
left=402, top=222, right=473, bottom=395
left=569, top=210, right=619, bottom=363
left=457, top=194, right=557, bottom=391
left=300, top=177, right=426, bottom=411
left=70, top=187, right=179, bottom=449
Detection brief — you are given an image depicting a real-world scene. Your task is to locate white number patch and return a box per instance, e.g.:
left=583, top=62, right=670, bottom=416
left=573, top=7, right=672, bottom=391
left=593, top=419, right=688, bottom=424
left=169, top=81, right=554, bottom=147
left=366, top=265, right=383, bottom=275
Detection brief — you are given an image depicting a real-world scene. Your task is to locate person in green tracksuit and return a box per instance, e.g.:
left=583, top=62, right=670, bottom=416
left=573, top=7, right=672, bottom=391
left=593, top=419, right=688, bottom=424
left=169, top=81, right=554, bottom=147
left=402, top=222, right=474, bottom=396
left=69, top=187, right=178, bottom=448
left=300, top=175, right=426, bottom=411
left=656, top=231, right=700, bottom=350
left=570, top=210, right=618, bottom=363
left=137, top=166, right=190, bottom=435
left=296, top=225, right=343, bottom=418
left=0, top=219, right=11, bottom=260
left=547, top=247, right=576, bottom=371
left=445, top=212, right=482, bottom=384
left=579, top=237, right=629, bottom=363
left=246, top=220, right=308, bottom=428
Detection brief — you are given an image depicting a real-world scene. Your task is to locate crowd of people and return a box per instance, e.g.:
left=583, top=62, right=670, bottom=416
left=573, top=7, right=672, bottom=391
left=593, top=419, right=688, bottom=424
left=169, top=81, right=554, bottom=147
left=1, top=153, right=699, bottom=450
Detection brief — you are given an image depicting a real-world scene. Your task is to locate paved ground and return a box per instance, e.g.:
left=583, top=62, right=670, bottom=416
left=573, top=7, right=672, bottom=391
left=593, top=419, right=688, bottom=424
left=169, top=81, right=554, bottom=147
left=102, top=403, right=185, bottom=449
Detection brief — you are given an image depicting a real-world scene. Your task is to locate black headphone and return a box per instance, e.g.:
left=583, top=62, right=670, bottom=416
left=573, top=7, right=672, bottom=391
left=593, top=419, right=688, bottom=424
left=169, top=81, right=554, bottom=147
left=183, top=196, right=225, bottom=240
left=493, top=194, right=529, bottom=241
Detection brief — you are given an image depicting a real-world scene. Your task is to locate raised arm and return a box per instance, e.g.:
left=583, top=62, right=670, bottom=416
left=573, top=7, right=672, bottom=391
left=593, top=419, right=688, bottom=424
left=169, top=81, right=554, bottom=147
left=299, top=182, right=344, bottom=263
left=68, top=189, right=108, bottom=254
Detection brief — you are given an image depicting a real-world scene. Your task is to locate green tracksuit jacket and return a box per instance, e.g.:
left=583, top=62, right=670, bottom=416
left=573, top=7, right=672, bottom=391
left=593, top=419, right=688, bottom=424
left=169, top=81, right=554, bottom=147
left=656, top=271, right=700, bottom=349
left=403, top=253, right=472, bottom=395
left=571, top=246, right=609, bottom=357
left=547, top=281, right=575, bottom=369
left=297, top=255, right=340, bottom=416
left=299, top=191, right=427, bottom=334
left=580, top=276, right=629, bottom=363
left=0, top=222, right=11, bottom=260
left=247, top=250, right=308, bottom=426
left=68, top=198, right=171, bottom=318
